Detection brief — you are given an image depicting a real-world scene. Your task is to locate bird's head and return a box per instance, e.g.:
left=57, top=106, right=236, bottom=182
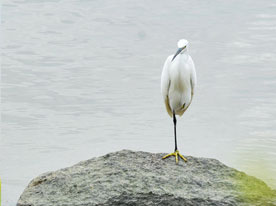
left=171, top=39, right=189, bottom=62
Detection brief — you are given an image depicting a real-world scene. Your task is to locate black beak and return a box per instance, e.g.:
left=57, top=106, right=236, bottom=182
left=171, top=47, right=185, bottom=62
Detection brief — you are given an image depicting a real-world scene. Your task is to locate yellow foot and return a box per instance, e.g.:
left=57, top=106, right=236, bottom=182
left=162, top=150, right=187, bottom=163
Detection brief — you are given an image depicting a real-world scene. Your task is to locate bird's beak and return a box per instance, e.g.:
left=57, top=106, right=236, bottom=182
left=171, top=47, right=185, bottom=62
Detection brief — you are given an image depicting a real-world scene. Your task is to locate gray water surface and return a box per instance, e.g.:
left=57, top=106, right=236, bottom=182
left=1, top=0, right=276, bottom=205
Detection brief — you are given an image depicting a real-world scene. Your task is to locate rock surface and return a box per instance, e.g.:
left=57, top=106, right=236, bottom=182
left=17, top=150, right=276, bottom=206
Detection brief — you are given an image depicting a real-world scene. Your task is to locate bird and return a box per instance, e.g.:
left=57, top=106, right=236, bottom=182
left=161, top=39, right=197, bottom=163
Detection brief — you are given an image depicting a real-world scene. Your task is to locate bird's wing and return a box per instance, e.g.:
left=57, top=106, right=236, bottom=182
left=161, top=55, right=173, bottom=117
left=178, top=56, right=197, bottom=116
left=165, top=96, right=173, bottom=117
left=189, top=56, right=197, bottom=97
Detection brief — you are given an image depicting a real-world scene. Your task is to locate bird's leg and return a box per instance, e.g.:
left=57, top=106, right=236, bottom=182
left=162, top=112, right=187, bottom=163
left=173, top=113, right=177, bottom=151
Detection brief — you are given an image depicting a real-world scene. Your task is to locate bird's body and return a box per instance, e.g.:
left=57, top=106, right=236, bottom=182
left=161, top=39, right=197, bottom=163
left=161, top=53, right=196, bottom=116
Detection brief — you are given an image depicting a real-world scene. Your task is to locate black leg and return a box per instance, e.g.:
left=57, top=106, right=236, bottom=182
left=173, top=112, right=177, bottom=151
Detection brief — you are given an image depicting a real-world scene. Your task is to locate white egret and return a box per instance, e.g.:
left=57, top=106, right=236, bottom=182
left=161, top=39, right=197, bottom=163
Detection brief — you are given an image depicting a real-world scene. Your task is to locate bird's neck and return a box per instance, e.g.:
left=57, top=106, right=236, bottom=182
left=179, top=52, right=189, bottom=61
left=179, top=52, right=189, bottom=62
left=181, top=48, right=188, bottom=54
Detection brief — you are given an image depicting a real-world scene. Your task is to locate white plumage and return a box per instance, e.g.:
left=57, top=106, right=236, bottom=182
left=161, top=39, right=197, bottom=117
left=161, top=39, right=197, bottom=163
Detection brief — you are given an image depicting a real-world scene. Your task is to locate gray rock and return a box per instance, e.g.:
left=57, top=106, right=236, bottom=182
left=17, top=150, right=276, bottom=206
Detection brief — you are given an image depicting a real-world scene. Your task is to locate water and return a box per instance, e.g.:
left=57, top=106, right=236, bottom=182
left=1, top=0, right=276, bottom=204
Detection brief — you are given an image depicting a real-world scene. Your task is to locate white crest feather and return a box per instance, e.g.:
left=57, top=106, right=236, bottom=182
left=177, top=39, right=189, bottom=48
